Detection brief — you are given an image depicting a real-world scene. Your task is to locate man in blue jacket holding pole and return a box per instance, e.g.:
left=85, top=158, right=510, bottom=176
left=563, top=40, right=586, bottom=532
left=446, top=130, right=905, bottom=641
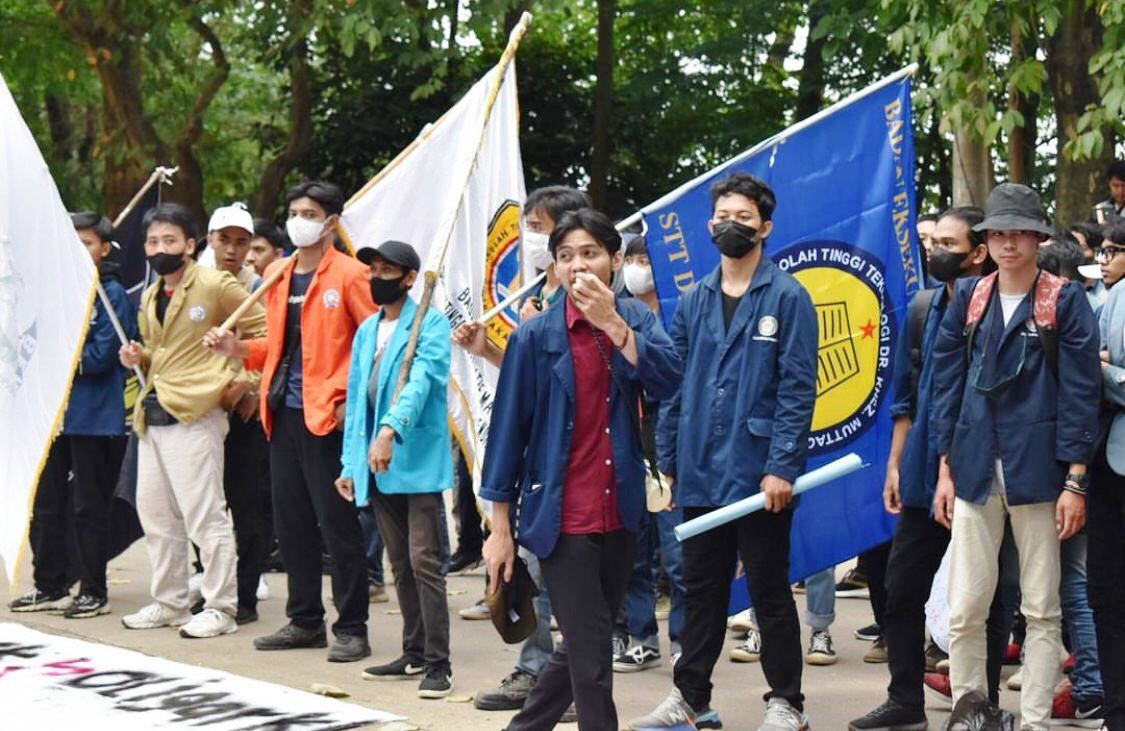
left=632, top=173, right=818, bottom=731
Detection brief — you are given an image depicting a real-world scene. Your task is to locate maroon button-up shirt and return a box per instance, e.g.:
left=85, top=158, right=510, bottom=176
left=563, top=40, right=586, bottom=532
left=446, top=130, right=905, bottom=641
left=561, top=297, right=624, bottom=535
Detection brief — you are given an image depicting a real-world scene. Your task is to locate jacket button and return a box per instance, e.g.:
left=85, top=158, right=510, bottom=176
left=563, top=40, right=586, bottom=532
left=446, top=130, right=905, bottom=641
left=717, top=388, right=725, bottom=396
left=567, top=422, right=573, bottom=430
left=785, top=441, right=794, bottom=450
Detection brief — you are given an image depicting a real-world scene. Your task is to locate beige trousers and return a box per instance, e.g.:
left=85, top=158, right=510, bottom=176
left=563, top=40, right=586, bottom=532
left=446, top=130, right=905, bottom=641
left=948, top=491, right=1062, bottom=731
left=136, top=408, right=237, bottom=616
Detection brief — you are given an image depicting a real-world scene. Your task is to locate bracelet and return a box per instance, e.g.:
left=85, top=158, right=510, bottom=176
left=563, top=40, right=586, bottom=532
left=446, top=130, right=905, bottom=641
left=614, top=326, right=631, bottom=350
left=1062, top=481, right=1087, bottom=496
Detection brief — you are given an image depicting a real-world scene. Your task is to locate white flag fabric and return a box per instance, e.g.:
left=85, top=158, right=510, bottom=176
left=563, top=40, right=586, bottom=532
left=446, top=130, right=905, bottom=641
left=341, top=63, right=526, bottom=509
left=0, top=73, right=97, bottom=582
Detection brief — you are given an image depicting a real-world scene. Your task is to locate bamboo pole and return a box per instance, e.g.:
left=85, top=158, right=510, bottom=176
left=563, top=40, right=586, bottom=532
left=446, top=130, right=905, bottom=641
left=391, top=11, right=534, bottom=405
left=214, top=257, right=294, bottom=335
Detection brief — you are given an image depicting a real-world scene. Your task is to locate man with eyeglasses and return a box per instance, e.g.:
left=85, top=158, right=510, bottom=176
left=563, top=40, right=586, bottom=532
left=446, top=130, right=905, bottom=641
left=931, top=183, right=1101, bottom=731
left=1097, top=236, right=1125, bottom=291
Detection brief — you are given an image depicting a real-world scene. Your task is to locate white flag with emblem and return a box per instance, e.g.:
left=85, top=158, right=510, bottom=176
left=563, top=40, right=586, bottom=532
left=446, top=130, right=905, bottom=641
left=340, top=62, right=526, bottom=513
left=0, top=73, right=97, bottom=582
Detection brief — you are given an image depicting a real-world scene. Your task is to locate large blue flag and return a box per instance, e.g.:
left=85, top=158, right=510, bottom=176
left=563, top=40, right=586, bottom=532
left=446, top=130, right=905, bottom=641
left=640, top=69, right=923, bottom=608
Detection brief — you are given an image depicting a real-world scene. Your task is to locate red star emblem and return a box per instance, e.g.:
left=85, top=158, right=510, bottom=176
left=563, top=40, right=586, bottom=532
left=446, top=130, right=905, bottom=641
left=860, top=319, right=876, bottom=339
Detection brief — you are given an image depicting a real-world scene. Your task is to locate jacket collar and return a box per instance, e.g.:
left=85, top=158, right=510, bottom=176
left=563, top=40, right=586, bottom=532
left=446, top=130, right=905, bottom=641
left=150, top=258, right=198, bottom=334
left=701, top=256, right=777, bottom=355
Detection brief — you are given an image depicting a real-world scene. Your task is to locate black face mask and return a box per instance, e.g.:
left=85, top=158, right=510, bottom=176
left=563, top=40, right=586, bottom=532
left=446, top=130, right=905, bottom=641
left=711, top=220, right=760, bottom=258
left=927, top=248, right=970, bottom=282
left=370, top=275, right=407, bottom=306
left=148, top=252, right=186, bottom=276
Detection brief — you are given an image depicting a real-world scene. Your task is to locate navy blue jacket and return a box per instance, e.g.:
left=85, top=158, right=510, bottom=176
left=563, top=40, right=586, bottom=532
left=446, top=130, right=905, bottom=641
left=932, top=275, right=1100, bottom=505
left=889, top=286, right=947, bottom=510
left=656, top=258, right=818, bottom=507
left=478, top=295, right=682, bottom=559
left=63, top=263, right=137, bottom=436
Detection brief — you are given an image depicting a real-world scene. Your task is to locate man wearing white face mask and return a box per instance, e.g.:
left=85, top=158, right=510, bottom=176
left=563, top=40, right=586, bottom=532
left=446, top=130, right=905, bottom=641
left=205, top=180, right=377, bottom=663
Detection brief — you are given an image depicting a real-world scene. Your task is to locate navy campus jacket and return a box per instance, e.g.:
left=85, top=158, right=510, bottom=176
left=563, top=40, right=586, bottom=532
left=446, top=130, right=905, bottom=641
left=656, top=257, right=818, bottom=508
left=478, top=295, right=682, bottom=559
left=932, top=275, right=1100, bottom=506
left=63, top=263, right=137, bottom=436
left=888, top=286, right=947, bottom=510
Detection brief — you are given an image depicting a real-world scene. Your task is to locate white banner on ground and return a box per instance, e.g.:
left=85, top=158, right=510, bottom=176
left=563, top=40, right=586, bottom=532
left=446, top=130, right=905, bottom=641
left=0, top=73, right=98, bottom=583
left=0, top=623, right=400, bottom=730
left=341, top=63, right=527, bottom=509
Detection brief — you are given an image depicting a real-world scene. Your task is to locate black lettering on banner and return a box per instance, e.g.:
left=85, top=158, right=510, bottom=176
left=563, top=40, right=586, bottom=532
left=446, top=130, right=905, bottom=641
left=0, top=642, right=45, bottom=661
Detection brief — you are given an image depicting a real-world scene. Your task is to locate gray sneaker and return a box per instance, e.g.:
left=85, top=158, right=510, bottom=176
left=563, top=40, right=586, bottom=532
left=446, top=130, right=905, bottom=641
left=627, top=688, right=697, bottom=729
left=474, top=669, right=536, bottom=711
left=759, top=698, right=811, bottom=731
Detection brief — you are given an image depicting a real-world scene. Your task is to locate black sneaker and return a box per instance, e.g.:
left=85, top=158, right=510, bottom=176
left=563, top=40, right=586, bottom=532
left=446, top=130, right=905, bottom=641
left=613, top=643, right=661, bottom=672
left=848, top=699, right=927, bottom=730
left=836, top=568, right=870, bottom=598
left=924, top=641, right=948, bottom=673
left=235, top=606, right=259, bottom=625
left=63, top=593, right=109, bottom=619
left=447, top=550, right=482, bottom=574
left=855, top=622, right=881, bottom=641
left=474, top=669, right=536, bottom=710
left=9, top=588, right=70, bottom=613
left=362, top=655, right=426, bottom=680
left=253, top=622, right=328, bottom=651
left=327, top=633, right=371, bottom=663
left=418, top=664, right=453, bottom=699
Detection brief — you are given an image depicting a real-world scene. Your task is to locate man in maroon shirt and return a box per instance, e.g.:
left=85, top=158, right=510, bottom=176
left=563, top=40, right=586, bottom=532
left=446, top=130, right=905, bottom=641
left=481, top=208, right=682, bottom=730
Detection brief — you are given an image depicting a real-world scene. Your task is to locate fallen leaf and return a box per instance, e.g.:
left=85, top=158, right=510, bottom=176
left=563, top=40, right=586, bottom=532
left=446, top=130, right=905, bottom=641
left=310, top=683, right=349, bottom=698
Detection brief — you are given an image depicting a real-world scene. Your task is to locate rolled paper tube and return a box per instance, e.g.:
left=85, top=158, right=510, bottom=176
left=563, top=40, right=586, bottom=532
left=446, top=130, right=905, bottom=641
left=673, top=452, right=866, bottom=542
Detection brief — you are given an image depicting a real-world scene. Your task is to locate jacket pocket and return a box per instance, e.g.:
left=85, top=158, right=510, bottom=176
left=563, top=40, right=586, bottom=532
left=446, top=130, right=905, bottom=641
left=746, top=417, right=774, bottom=438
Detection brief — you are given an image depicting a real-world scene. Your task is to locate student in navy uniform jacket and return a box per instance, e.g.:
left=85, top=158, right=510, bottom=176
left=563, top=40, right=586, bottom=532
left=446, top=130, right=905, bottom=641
left=931, top=183, right=1100, bottom=731
left=9, top=212, right=137, bottom=619
left=481, top=208, right=681, bottom=731
left=634, top=173, right=818, bottom=731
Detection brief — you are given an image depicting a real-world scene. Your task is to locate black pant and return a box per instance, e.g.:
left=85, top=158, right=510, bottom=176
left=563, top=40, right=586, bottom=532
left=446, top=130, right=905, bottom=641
left=224, top=413, right=269, bottom=610
left=1089, top=454, right=1125, bottom=730
left=859, top=541, right=891, bottom=627
left=29, top=435, right=126, bottom=599
left=675, top=507, right=803, bottom=712
left=370, top=490, right=450, bottom=668
left=453, top=448, right=483, bottom=558
left=270, top=407, right=368, bottom=637
left=883, top=507, right=1010, bottom=710
left=508, top=531, right=636, bottom=731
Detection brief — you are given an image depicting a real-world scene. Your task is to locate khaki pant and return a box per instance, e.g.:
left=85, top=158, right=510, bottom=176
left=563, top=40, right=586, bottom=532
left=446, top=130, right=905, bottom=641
left=949, top=491, right=1062, bottom=731
left=136, top=408, right=237, bottom=616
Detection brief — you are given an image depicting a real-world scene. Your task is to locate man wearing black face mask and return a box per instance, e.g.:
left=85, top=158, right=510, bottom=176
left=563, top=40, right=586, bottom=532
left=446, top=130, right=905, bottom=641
left=119, top=203, right=266, bottom=639
left=335, top=240, right=456, bottom=698
left=637, top=173, right=819, bottom=731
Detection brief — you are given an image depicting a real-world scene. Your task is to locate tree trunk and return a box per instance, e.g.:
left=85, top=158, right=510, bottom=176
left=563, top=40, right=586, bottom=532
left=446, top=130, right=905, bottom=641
left=1007, top=17, right=1031, bottom=184
left=1046, top=1, right=1113, bottom=225
left=794, top=0, right=828, bottom=120
left=952, top=128, right=992, bottom=208
left=589, top=0, right=616, bottom=210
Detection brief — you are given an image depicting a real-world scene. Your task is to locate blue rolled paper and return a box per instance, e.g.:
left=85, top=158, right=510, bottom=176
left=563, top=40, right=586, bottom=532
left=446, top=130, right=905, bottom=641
left=673, top=453, right=867, bottom=542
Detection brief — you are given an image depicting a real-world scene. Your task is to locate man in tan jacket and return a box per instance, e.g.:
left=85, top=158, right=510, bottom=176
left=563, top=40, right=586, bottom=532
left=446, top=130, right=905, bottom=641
left=119, top=202, right=266, bottom=639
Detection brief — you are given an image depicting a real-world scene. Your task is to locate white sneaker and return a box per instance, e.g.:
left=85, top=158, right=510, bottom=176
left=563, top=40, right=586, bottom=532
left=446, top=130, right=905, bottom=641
left=728, top=609, right=758, bottom=634
left=256, top=576, right=270, bottom=601
left=122, top=602, right=192, bottom=630
left=188, top=572, right=203, bottom=602
left=179, top=608, right=238, bottom=639
left=759, top=697, right=811, bottom=730
left=1007, top=667, right=1023, bottom=690
left=731, top=628, right=763, bottom=663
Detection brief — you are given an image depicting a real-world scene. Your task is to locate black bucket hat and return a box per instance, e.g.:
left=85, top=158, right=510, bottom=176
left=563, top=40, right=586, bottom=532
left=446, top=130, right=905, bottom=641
left=485, top=556, right=540, bottom=644
left=973, top=183, right=1054, bottom=237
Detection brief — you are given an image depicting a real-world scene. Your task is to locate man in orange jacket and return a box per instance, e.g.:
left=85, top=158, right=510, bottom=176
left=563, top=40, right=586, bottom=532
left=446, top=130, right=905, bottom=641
left=206, top=180, right=377, bottom=662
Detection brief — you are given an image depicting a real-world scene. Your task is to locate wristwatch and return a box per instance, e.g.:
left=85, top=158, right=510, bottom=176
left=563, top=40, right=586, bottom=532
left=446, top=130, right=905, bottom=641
left=1063, top=472, right=1089, bottom=495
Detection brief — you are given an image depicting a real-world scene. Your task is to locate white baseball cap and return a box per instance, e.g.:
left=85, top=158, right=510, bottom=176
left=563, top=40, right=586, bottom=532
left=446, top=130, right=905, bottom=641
left=208, top=202, right=254, bottom=235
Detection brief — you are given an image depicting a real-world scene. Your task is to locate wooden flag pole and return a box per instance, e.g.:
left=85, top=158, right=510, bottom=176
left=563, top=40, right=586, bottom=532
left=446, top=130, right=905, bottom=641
left=391, top=11, right=533, bottom=406
left=214, top=257, right=294, bottom=335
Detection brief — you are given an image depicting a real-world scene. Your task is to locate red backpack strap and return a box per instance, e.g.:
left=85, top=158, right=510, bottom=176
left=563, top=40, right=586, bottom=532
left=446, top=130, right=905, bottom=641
left=1033, top=270, right=1065, bottom=331
left=965, top=272, right=998, bottom=327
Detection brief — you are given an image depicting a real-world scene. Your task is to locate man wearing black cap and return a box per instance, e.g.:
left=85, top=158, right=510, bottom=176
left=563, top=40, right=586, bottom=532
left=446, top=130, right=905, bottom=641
left=335, top=240, right=456, bottom=699
left=932, top=183, right=1100, bottom=731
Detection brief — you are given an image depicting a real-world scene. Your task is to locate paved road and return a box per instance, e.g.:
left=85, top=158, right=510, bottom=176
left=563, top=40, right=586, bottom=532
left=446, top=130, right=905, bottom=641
left=2, top=542, right=1017, bottom=730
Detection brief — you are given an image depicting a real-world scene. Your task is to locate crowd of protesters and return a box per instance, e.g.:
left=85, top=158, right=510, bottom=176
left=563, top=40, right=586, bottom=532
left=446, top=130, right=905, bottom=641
left=10, top=160, right=1125, bottom=731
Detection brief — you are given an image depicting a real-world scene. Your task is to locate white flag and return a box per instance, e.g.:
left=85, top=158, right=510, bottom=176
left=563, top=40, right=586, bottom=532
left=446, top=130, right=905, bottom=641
left=341, top=62, right=526, bottom=510
left=0, top=73, right=97, bottom=582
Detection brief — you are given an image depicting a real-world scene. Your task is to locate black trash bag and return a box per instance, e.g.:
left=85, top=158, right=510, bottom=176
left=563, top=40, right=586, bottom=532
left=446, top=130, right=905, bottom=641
left=942, top=690, right=1016, bottom=731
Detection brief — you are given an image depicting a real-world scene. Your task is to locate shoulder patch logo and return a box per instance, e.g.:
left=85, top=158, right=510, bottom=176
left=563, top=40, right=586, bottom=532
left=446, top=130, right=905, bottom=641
left=188, top=305, right=206, bottom=323
left=322, top=288, right=341, bottom=309
left=758, top=315, right=779, bottom=337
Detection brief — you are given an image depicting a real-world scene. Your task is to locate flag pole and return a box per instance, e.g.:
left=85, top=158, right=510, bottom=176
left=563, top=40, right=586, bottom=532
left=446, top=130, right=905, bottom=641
left=391, top=11, right=534, bottom=405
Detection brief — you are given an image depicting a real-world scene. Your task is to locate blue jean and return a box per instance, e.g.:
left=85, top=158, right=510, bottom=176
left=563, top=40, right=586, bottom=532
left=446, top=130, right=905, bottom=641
left=516, top=548, right=555, bottom=676
left=359, top=503, right=385, bottom=586
left=1060, top=533, right=1103, bottom=702
left=620, top=510, right=687, bottom=651
left=804, top=567, right=836, bottom=632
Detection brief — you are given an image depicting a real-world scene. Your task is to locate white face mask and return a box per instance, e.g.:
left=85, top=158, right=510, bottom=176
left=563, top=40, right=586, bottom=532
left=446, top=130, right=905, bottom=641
left=623, top=262, right=655, bottom=295
left=286, top=216, right=328, bottom=249
left=522, top=230, right=553, bottom=271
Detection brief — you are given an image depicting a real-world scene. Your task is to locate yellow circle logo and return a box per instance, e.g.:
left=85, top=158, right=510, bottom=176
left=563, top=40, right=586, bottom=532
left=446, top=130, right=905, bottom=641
left=777, top=243, right=893, bottom=452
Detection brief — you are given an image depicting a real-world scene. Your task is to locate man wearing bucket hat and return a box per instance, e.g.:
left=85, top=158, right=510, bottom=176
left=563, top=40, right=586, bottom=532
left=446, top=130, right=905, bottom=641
left=931, top=183, right=1101, bottom=731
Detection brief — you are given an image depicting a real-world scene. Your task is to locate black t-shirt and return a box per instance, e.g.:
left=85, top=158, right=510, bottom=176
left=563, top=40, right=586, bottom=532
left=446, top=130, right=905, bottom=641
left=283, top=271, right=314, bottom=408
left=722, top=292, right=741, bottom=330
left=156, top=287, right=172, bottom=325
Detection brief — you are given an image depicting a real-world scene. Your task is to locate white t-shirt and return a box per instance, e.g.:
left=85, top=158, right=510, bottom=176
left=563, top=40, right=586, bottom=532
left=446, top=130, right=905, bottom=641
left=993, top=290, right=1029, bottom=495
